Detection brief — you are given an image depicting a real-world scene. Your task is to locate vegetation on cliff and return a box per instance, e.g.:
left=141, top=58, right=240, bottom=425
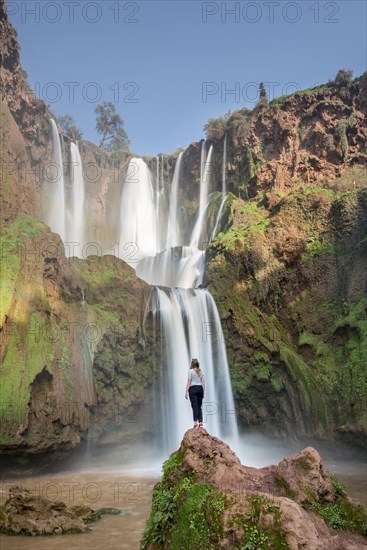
left=206, top=181, right=366, bottom=445
left=0, top=214, right=153, bottom=462
left=0, top=215, right=83, bottom=452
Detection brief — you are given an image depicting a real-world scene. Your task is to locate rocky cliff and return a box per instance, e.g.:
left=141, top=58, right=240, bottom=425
left=170, top=80, right=367, bottom=446
left=0, top=0, right=52, bottom=225
left=141, top=430, right=367, bottom=549
left=206, top=185, right=366, bottom=445
left=201, top=74, right=367, bottom=196
left=0, top=215, right=154, bottom=469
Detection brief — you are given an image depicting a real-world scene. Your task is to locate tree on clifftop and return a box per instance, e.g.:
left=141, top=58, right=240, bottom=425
left=58, top=115, right=83, bottom=141
left=333, top=68, right=353, bottom=87
left=95, top=101, right=129, bottom=152
left=256, top=82, right=268, bottom=109
left=259, top=82, right=267, bottom=99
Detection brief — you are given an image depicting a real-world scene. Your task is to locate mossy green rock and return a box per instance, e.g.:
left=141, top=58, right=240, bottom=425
left=205, top=187, right=367, bottom=445
left=141, top=430, right=367, bottom=549
left=0, top=214, right=153, bottom=464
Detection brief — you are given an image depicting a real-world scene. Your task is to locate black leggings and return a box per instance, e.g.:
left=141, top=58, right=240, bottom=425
left=189, top=385, right=204, bottom=422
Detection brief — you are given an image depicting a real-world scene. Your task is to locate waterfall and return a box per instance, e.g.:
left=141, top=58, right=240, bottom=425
left=46, top=122, right=86, bottom=257
left=222, top=133, right=227, bottom=195
left=210, top=135, right=228, bottom=241
left=68, top=142, right=85, bottom=256
left=119, top=158, right=158, bottom=263
left=152, top=287, right=238, bottom=453
left=156, top=155, right=160, bottom=192
left=166, top=152, right=183, bottom=249
left=211, top=194, right=228, bottom=241
left=44, top=129, right=237, bottom=457
left=136, top=246, right=205, bottom=289
left=119, top=152, right=238, bottom=456
left=154, top=156, right=161, bottom=249
left=190, top=143, right=213, bottom=248
left=161, top=154, right=164, bottom=190
left=47, top=119, right=66, bottom=241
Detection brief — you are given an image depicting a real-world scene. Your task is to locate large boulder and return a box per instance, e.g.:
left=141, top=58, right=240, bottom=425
left=141, top=429, right=367, bottom=549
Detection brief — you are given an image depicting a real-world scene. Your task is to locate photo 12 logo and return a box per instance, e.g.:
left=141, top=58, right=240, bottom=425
left=0, top=481, right=140, bottom=505
left=202, top=81, right=319, bottom=104
left=7, top=2, right=140, bottom=24
left=20, top=81, right=139, bottom=105
left=0, top=235, right=140, bottom=265
left=201, top=2, right=340, bottom=24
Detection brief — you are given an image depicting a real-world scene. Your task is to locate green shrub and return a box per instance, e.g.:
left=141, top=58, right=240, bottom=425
left=141, top=453, right=229, bottom=549
left=305, top=236, right=335, bottom=257
left=333, top=68, right=353, bottom=87
left=203, top=115, right=229, bottom=140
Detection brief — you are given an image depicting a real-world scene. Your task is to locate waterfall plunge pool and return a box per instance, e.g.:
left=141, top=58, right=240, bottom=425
left=0, top=437, right=365, bottom=550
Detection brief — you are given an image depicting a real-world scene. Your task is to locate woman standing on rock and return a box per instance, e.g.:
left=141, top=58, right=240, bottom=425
left=185, top=358, right=205, bottom=429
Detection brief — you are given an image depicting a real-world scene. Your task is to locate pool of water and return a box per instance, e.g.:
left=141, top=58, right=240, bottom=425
left=0, top=471, right=158, bottom=550
left=0, top=438, right=365, bottom=549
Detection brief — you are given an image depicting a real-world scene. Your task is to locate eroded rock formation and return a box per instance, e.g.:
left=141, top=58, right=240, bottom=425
left=0, top=485, right=123, bottom=535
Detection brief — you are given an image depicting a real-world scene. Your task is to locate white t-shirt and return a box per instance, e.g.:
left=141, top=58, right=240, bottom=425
left=188, top=369, right=205, bottom=386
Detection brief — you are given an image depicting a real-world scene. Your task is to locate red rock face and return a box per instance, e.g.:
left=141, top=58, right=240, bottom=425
left=168, top=78, right=367, bottom=206
left=176, top=429, right=334, bottom=499
left=0, top=0, right=52, bottom=225
left=248, top=84, right=367, bottom=192
left=0, top=0, right=48, bottom=144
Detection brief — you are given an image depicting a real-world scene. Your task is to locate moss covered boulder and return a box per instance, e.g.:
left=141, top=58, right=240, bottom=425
left=141, top=430, right=367, bottom=549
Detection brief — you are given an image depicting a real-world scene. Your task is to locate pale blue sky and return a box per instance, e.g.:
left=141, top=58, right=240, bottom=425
left=8, top=0, right=367, bottom=155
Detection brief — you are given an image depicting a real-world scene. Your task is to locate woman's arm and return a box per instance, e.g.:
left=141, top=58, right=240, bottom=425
left=185, top=379, right=191, bottom=399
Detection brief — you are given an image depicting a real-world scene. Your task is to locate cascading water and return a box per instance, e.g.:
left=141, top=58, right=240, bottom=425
left=119, top=145, right=238, bottom=457
left=119, top=158, right=158, bottom=262
left=222, top=133, right=227, bottom=195
left=68, top=142, right=85, bottom=254
left=211, top=195, right=228, bottom=241
left=152, top=287, right=238, bottom=454
left=46, top=120, right=86, bottom=258
left=47, top=119, right=66, bottom=241
left=166, top=152, right=183, bottom=249
left=190, top=143, right=213, bottom=248
left=46, top=128, right=238, bottom=457
left=211, top=136, right=229, bottom=240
